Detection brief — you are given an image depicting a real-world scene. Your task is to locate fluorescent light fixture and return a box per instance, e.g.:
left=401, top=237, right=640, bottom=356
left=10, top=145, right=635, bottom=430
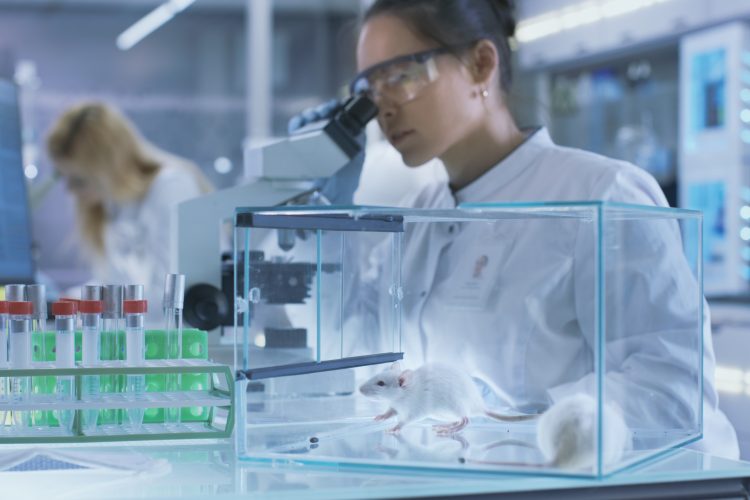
left=720, top=382, right=744, bottom=395
left=560, top=2, right=602, bottom=30
left=714, top=366, right=750, bottom=396
left=517, top=0, right=673, bottom=43
left=715, top=366, right=745, bottom=394
left=601, top=0, right=649, bottom=18
left=716, top=366, right=743, bottom=382
left=517, top=16, right=561, bottom=42
left=117, top=0, right=197, bottom=51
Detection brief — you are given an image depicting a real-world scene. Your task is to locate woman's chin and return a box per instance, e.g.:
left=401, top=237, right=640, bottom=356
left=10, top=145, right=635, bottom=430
left=400, top=150, right=434, bottom=168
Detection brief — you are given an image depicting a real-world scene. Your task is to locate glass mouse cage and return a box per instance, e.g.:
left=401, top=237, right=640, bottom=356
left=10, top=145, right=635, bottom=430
left=233, top=202, right=703, bottom=478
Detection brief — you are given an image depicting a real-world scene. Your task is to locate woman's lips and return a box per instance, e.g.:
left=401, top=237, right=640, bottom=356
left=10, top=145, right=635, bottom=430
left=390, top=130, right=414, bottom=146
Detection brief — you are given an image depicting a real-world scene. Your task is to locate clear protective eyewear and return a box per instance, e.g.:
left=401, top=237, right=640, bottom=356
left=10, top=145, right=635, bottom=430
left=349, top=47, right=453, bottom=105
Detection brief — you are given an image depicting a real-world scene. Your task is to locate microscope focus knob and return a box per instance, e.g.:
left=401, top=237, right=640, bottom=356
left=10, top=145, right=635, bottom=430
left=184, top=283, right=229, bottom=331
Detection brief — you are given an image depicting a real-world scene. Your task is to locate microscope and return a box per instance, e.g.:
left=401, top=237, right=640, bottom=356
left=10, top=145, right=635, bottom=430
left=175, top=95, right=377, bottom=352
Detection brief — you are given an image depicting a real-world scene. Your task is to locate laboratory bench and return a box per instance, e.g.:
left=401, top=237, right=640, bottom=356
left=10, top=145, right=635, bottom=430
left=4, top=443, right=750, bottom=499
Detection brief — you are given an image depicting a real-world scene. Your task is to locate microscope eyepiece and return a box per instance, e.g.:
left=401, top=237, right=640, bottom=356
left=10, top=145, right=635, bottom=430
left=334, top=94, right=378, bottom=138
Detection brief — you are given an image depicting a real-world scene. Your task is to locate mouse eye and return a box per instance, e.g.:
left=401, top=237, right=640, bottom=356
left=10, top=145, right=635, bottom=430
left=377, top=381, right=385, bottom=387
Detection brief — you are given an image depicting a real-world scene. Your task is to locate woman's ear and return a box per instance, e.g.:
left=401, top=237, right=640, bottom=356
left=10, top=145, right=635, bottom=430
left=467, top=39, right=499, bottom=90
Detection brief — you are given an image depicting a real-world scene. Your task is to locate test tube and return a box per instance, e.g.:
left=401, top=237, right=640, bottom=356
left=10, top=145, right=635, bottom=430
left=5, top=286, right=25, bottom=429
left=102, top=285, right=123, bottom=361
left=79, top=298, right=103, bottom=433
left=26, top=286, right=45, bottom=427
left=5, top=285, right=25, bottom=302
left=82, top=285, right=102, bottom=301
left=163, top=274, right=184, bottom=427
left=52, top=301, right=77, bottom=434
left=8, top=301, right=32, bottom=431
left=102, top=285, right=123, bottom=424
left=27, top=285, right=47, bottom=359
left=0, top=301, right=9, bottom=428
left=7, top=285, right=27, bottom=426
left=124, top=285, right=144, bottom=301
left=124, top=299, right=147, bottom=430
left=27, top=285, right=47, bottom=427
left=0, top=302, right=7, bottom=368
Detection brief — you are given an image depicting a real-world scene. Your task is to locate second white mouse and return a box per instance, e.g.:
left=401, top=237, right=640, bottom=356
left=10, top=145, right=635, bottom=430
left=359, top=362, right=536, bottom=434
left=456, top=394, right=632, bottom=471
left=536, top=393, right=632, bottom=470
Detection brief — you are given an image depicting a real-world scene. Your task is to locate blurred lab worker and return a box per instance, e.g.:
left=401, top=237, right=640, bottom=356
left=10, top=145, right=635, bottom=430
left=47, top=102, right=212, bottom=310
left=350, top=0, right=738, bottom=458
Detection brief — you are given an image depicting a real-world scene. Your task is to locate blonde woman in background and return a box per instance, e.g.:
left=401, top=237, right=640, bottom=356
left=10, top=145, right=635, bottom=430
left=47, top=102, right=212, bottom=312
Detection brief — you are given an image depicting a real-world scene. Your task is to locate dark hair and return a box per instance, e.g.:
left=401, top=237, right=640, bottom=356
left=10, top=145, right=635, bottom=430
left=364, top=0, right=517, bottom=93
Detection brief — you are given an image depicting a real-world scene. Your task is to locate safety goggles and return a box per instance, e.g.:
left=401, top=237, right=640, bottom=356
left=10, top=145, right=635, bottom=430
left=349, top=47, right=454, bottom=105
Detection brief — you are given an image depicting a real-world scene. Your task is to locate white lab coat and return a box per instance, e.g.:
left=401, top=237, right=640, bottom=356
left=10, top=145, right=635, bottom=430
left=92, top=156, right=203, bottom=320
left=361, top=127, right=738, bottom=459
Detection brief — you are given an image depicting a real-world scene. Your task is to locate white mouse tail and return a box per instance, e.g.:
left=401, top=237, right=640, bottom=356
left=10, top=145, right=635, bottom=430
left=485, top=409, right=538, bottom=422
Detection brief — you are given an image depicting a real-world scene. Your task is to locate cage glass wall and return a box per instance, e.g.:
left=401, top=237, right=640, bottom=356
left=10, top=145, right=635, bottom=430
left=233, top=202, right=703, bottom=478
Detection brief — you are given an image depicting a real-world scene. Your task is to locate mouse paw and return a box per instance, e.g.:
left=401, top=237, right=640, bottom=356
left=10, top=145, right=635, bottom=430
left=432, top=423, right=453, bottom=435
left=433, top=427, right=458, bottom=437
left=386, top=425, right=402, bottom=435
left=375, top=408, right=396, bottom=421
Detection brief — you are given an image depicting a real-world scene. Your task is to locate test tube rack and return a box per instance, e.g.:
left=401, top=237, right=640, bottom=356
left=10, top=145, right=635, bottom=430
left=0, top=329, right=234, bottom=444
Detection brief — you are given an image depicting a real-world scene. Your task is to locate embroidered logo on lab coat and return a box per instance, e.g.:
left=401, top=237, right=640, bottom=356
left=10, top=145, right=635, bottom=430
left=473, top=255, right=489, bottom=279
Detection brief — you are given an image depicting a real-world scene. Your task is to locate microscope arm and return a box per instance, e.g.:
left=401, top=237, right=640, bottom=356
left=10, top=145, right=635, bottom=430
left=175, top=179, right=314, bottom=293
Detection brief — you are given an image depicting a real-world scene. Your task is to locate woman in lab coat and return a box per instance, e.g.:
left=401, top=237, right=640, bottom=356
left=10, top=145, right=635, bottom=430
left=353, top=0, right=739, bottom=458
left=46, top=102, right=212, bottom=310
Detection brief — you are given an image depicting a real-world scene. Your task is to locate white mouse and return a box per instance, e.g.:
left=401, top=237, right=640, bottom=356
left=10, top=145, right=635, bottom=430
left=358, top=362, right=536, bottom=435
left=456, top=394, right=632, bottom=471
left=535, top=393, right=632, bottom=470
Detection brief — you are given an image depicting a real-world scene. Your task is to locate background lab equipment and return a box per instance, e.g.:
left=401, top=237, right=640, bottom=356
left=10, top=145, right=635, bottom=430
left=177, top=94, right=377, bottom=346
left=0, top=78, right=35, bottom=286
left=679, top=22, right=750, bottom=297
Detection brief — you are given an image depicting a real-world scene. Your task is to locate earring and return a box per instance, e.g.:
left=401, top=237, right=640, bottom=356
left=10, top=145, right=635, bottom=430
left=481, top=88, right=489, bottom=99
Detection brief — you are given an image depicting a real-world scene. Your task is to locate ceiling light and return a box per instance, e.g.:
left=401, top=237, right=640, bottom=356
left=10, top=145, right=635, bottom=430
left=517, top=0, right=673, bottom=43
left=117, top=0, right=197, bottom=51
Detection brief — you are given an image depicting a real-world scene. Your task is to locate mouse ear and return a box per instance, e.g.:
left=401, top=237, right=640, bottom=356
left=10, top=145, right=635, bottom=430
left=389, top=361, right=402, bottom=372
left=398, top=369, right=413, bottom=388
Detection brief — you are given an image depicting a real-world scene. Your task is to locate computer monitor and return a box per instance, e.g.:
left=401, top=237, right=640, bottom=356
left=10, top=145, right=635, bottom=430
left=0, top=78, right=34, bottom=284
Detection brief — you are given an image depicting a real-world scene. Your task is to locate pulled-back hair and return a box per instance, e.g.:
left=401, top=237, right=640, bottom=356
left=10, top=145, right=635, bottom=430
left=364, top=0, right=517, bottom=93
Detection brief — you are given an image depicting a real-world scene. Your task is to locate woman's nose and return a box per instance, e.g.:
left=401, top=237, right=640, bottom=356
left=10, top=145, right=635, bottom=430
left=376, top=95, right=397, bottom=119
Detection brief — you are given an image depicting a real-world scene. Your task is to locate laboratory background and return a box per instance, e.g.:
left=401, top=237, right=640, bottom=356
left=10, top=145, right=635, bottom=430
left=2, top=0, right=750, bottom=498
